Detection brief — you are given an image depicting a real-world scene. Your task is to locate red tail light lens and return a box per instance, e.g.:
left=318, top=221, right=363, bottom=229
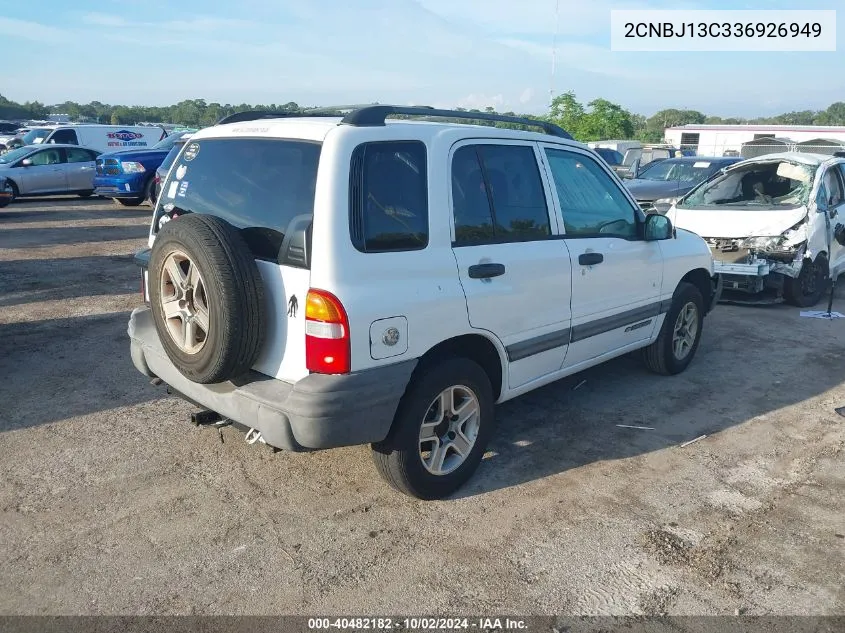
left=305, top=289, right=350, bottom=374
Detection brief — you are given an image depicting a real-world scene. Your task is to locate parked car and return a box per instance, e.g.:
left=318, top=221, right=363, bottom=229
left=624, top=156, right=744, bottom=213
left=0, top=144, right=100, bottom=202
left=152, top=132, right=194, bottom=203
left=41, top=124, right=167, bottom=153
left=128, top=106, right=719, bottom=499
left=594, top=147, right=624, bottom=170
left=667, top=152, right=845, bottom=306
left=3, top=127, right=54, bottom=150
left=93, top=130, right=196, bottom=207
left=618, top=145, right=687, bottom=179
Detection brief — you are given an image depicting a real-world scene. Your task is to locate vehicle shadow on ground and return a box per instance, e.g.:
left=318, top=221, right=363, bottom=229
left=0, top=255, right=139, bottom=307
left=0, top=202, right=151, bottom=224
left=0, top=311, right=160, bottom=432
left=456, top=296, right=845, bottom=498
left=0, top=224, right=149, bottom=248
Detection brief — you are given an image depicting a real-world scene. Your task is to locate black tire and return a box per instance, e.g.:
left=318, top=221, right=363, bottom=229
left=372, top=357, right=495, bottom=500
left=2, top=180, right=18, bottom=207
left=143, top=176, right=155, bottom=205
left=77, top=190, right=94, bottom=198
left=148, top=213, right=266, bottom=384
left=643, top=282, right=704, bottom=376
left=116, top=197, right=144, bottom=207
left=784, top=256, right=827, bottom=307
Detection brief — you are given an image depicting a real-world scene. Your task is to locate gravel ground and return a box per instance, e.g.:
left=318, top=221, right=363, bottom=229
left=1, top=197, right=843, bottom=616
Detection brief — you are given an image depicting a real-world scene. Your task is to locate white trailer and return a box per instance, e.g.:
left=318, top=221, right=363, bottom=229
left=664, top=124, right=845, bottom=156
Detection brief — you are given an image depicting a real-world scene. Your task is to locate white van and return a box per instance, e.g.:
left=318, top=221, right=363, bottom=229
left=42, top=125, right=167, bottom=153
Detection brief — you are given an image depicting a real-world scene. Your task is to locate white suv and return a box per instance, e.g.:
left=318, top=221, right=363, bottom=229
left=128, top=106, right=721, bottom=499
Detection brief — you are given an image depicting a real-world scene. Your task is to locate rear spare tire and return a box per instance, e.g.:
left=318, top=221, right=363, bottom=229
left=149, top=213, right=266, bottom=384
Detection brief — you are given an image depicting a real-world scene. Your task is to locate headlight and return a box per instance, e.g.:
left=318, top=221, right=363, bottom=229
left=121, top=161, right=146, bottom=173
left=739, top=236, right=782, bottom=250
left=651, top=197, right=680, bottom=214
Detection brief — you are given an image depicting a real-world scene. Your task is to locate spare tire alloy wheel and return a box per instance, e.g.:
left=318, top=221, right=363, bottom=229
left=160, top=249, right=210, bottom=355
left=149, top=214, right=266, bottom=384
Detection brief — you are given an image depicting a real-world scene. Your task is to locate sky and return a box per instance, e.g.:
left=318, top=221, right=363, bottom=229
left=2, top=0, right=843, bottom=118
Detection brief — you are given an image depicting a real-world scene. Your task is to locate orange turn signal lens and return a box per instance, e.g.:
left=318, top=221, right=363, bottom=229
left=305, top=290, right=345, bottom=323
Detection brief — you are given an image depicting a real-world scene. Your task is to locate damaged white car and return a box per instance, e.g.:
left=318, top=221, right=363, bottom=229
left=666, top=152, right=845, bottom=306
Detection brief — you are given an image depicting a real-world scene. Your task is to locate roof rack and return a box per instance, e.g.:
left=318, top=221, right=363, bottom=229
left=216, top=105, right=572, bottom=139
left=341, top=105, right=572, bottom=139
left=216, top=104, right=389, bottom=125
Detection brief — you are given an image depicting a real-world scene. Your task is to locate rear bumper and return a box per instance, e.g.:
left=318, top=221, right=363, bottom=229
left=93, top=173, right=146, bottom=197
left=127, top=306, right=416, bottom=451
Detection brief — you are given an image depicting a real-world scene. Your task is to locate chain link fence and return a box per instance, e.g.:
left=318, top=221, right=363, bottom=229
left=680, top=141, right=845, bottom=158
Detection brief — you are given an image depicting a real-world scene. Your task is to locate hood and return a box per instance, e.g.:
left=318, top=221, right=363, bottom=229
left=669, top=205, right=809, bottom=239
left=624, top=179, right=681, bottom=201
left=99, top=148, right=168, bottom=160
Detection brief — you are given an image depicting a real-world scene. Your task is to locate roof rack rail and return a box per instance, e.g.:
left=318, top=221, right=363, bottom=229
left=216, top=104, right=389, bottom=126
left=340, top=105, right=572, bottom=139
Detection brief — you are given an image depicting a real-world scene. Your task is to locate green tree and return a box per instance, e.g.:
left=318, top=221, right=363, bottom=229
left=548, top=91, right=586, bottom=137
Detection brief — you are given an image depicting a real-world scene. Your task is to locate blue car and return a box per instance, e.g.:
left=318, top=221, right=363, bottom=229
left=93, top=130, right=196, bottom=206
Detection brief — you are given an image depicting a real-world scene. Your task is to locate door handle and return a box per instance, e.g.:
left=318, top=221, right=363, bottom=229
left=578, top=252, right=604, bottom=266
left=468, top=263, right=506, bottom=279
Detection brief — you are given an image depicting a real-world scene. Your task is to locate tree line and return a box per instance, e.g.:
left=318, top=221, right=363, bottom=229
left=2, top=92, right=845, bottom=143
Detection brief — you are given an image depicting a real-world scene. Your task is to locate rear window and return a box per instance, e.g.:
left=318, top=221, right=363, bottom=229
left=154, top=138, right=321, bottom=262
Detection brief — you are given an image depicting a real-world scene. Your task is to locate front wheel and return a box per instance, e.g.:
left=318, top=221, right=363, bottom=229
left=372, top=358, right=495, bottom=500
left=0, top=180, right=17, bottom=207
left=784, top=256, right=827, bottom=307
left=643, top=282, right=704, bottom=376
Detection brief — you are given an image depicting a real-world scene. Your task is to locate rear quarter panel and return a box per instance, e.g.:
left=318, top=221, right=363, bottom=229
left=309, top=126, right=504, bottom=375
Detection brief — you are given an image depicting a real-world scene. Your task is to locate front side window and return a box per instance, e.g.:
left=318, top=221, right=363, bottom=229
left=544, top=148, right=637, bottom=238
left=28, top=149, right=64, bottom=166
left=350, top=141, right=428, bottom=252
left=451, top=144, right=550, bottom=245
left=822, top=167, right=844, bottom=206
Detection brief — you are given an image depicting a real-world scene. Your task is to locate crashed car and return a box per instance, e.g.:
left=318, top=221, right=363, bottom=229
left=667, top=152, right=845, bottom=306
left=625, top=156, right=743, bottom=214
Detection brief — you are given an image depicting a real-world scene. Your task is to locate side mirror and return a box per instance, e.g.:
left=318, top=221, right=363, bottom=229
left=644, top=213, right=674, bottom=241
left=21, top=158, right=32, bottom=167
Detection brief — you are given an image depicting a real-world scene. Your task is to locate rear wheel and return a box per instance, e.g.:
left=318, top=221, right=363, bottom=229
left=77, top=190, right=94, bottom=198
left=784, top=256, right=827, bottom=307
left=643, top=282, right=704, bottom=376
left=372, top=358, right=495, bottom=500
left=115, top=197, right=143, bottom=207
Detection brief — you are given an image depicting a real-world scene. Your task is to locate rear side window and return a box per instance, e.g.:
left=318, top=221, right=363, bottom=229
left=349, top=141, right=428, bottom=252
left=154, top=138, right=321, bottom=262
left=451, top=144, right=551, bottom=246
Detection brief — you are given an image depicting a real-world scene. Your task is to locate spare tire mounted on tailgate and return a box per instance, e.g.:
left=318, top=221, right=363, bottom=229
left=149, top=214, right=266, bottom=384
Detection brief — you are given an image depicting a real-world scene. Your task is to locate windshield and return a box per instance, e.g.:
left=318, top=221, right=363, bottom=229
left=159, top=142, right=186, bottom=173
left=680, top=160, right=815, bottom=209
left=0, top=146, right=33, bottom=164
left=152, top=131, right=190, bottom=151
left=638, top=160, right=720, bottom=183
left=22, top=128, right=52, bottom=144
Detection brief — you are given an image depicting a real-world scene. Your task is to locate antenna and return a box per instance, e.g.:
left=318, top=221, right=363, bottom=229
left=550, top=0, right=559, bottom=108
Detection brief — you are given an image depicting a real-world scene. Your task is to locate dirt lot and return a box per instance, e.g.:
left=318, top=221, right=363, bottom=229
left=1, top=196, right=843, bottom=616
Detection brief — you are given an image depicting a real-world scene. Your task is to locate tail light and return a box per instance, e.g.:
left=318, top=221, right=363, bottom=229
left=305, top=289, right=350, bottom=374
